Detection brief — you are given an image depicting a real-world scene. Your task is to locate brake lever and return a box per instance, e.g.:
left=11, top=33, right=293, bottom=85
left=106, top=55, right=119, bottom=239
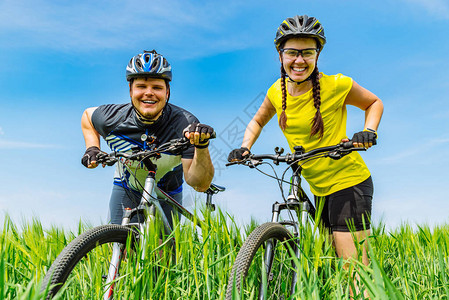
left=96, top=152, right=118, bottom=166
left=164, top=137, right=190, bottom=155
left=225, top=158, right=252, bottom=167
left=327, top=151, right=342, bottom=160
left=225, top=156, right=262, bottom=168
left=248, top=158, right=262, bottom=168
left=328, top=145, right=366, bottom=160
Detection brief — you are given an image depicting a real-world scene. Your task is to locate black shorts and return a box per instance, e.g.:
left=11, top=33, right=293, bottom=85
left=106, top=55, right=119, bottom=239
left=314, top=176, right=373, bottom=232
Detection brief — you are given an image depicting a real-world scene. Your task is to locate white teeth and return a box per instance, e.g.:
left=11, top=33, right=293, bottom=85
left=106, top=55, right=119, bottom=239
left=143, top=100, right=156, bottom=104
left=292, top=67, right=306, bottom=72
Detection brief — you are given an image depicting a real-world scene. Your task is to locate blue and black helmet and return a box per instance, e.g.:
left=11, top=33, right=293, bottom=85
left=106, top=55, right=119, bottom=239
left=274, top=15, right=326, bottom=51
left=126, top=50, right=172, bottom=81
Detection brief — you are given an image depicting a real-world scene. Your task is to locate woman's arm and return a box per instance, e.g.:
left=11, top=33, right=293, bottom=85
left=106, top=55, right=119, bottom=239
left=344, top=81, right=384, bottom=131
left=241, top=95, right=277, bottom=150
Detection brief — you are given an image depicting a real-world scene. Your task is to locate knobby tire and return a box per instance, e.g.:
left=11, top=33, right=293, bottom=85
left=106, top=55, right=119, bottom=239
left=226, top=222, right=297, bottom=300
left=41, top=224, right=138, bottom=299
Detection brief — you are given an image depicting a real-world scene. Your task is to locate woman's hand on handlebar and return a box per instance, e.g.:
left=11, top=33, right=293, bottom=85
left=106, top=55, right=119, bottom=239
left=343, top=129, right=377, bottom=149
left=227, top=147, right=251, bottom=162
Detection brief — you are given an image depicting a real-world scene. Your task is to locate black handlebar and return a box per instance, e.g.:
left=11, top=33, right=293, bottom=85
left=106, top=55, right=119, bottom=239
left=97, top=133, right=216, bottom=165
left=226, top=141, right=365, bottom=167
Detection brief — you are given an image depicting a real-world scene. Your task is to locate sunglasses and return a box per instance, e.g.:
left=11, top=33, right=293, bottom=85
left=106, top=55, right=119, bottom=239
left=280, top=48, right=318, bottom=60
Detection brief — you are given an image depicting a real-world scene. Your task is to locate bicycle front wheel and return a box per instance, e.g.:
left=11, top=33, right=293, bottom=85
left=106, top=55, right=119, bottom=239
left=226, top=222, right=297, bottom=300
left=41, top=224, right=139, bottom=299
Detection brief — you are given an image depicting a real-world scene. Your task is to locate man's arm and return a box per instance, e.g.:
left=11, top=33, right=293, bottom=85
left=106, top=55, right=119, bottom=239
left=182, top=148, right=214, bottom=192
left=81, top=107, right=100, bottom=168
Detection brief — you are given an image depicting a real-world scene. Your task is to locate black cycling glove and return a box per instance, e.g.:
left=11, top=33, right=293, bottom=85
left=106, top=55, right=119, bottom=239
left=227, top=147, right=251, bottom=162
left=351, top=129, right=377, bottom=146
left=184, top=122, right=214, bottom=148
left=81, top=146, right=101, bottom=167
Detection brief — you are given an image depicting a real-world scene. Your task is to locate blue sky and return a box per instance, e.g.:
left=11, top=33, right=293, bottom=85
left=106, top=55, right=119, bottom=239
left=1, top=0, right=449, bottom=231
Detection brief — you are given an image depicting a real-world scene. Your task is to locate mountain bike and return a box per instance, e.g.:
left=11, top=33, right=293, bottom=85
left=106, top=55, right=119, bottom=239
left=41, top=135, right=224, bottom=299
left=225, top=142, right=365, bottom=299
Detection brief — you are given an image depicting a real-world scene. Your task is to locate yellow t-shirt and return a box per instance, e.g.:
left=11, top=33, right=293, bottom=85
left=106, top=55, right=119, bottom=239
left=267, top=73, right=371, bottom=196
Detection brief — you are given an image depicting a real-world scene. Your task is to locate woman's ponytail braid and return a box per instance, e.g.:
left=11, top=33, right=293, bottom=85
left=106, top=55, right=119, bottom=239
left=279, top=65, right=288, bottom=131
left=310, top=67, right=324, bottom=138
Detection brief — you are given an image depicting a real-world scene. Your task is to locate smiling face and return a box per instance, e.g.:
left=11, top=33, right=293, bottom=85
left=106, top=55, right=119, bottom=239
left=280, top=37, right=318, bottom=82
left=129, top=77, right=169, bottom=120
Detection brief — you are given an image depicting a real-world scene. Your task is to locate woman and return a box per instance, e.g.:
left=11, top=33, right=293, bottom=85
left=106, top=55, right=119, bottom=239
left=228, top=15, right=383, bottom=274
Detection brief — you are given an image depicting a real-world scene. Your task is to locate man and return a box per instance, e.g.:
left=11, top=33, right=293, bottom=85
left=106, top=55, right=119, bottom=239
left=81, top=50, right=214, bottom=225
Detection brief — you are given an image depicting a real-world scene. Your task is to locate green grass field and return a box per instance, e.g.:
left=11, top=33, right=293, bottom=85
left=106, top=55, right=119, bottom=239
left=1, top=209, right=448, bottom=299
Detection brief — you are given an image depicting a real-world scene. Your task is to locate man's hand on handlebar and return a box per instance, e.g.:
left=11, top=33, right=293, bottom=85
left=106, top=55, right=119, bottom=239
left=81, top=146, right=106, bottom=168
left=183, top=123, right=215, bottom=149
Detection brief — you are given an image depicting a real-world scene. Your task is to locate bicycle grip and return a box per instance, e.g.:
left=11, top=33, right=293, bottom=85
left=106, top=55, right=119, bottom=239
left=342, top=141, right=354, bottom=149
left=184, top=131, right=216, bottom=139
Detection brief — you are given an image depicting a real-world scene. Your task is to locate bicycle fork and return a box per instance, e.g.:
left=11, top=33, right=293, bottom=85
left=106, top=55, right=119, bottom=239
left=103, top=209, right=133, bottom=300
left=262, top=202, right=303, bottom=298
left=103, top=174, right=158, bottom=300
left=260, top=175, right=310, bottom=298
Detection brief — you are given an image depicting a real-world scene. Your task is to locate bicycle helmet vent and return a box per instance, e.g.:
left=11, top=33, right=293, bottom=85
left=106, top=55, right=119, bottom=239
left=126, top=50, right=172, bottom=81
left=274, top=15, right=326, bottom=51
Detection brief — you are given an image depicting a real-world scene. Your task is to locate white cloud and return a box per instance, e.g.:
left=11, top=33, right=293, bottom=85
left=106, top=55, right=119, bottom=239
left=378, top=137, right=449, bottom=165
left=374, top=186, right=449, bottom=231
left=0, top=139, right=61, bottom=149
left=0, top=188, right=107, bottom=231
left=403, top=0, right=449, bottom=18
left=0, top=127, right=4, bottom=135
left=434, top=109, right=449, bottom=119
left=0, top=0, right=257, bottom=58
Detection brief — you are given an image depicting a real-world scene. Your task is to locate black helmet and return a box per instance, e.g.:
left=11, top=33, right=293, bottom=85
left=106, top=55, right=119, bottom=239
left=126, top=50, right=172, bottom=81
left=274, top=15, right=326, bottom=51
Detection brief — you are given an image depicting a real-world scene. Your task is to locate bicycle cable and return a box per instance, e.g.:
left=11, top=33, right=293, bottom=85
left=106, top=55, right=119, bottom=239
left=116, top=159, right=148, bottom=224
left=252, top=160, right=299, bottom=224
left=115, top=151, right=162, bottom=224
left=98, top=138, right=189, bottom=225
left=273, top=152, right=330, bottom=224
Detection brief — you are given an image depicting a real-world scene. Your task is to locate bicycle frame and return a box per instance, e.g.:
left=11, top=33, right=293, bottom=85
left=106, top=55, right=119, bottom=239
left=226, top=142, right=366, bottom=299
left=103, top=159, right=209, bottom=299
left=41, top=135, right=224, bottom=300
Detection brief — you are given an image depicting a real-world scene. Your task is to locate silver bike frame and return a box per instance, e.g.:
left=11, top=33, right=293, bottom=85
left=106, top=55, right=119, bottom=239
left=103, top=173, right=171, bottom=300
left=102, top=170, right=209, bottom=299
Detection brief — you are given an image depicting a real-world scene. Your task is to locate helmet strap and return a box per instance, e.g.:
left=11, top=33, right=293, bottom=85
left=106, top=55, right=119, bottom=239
left=134, top=106, right=156, bottom=124
left=286, top=61, right=318, bottom=85
left=129, top=80, right=170, bottom=124
left=287, top=74, right=313, bottom=85
left=131, top=100, right=167, bottom=125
